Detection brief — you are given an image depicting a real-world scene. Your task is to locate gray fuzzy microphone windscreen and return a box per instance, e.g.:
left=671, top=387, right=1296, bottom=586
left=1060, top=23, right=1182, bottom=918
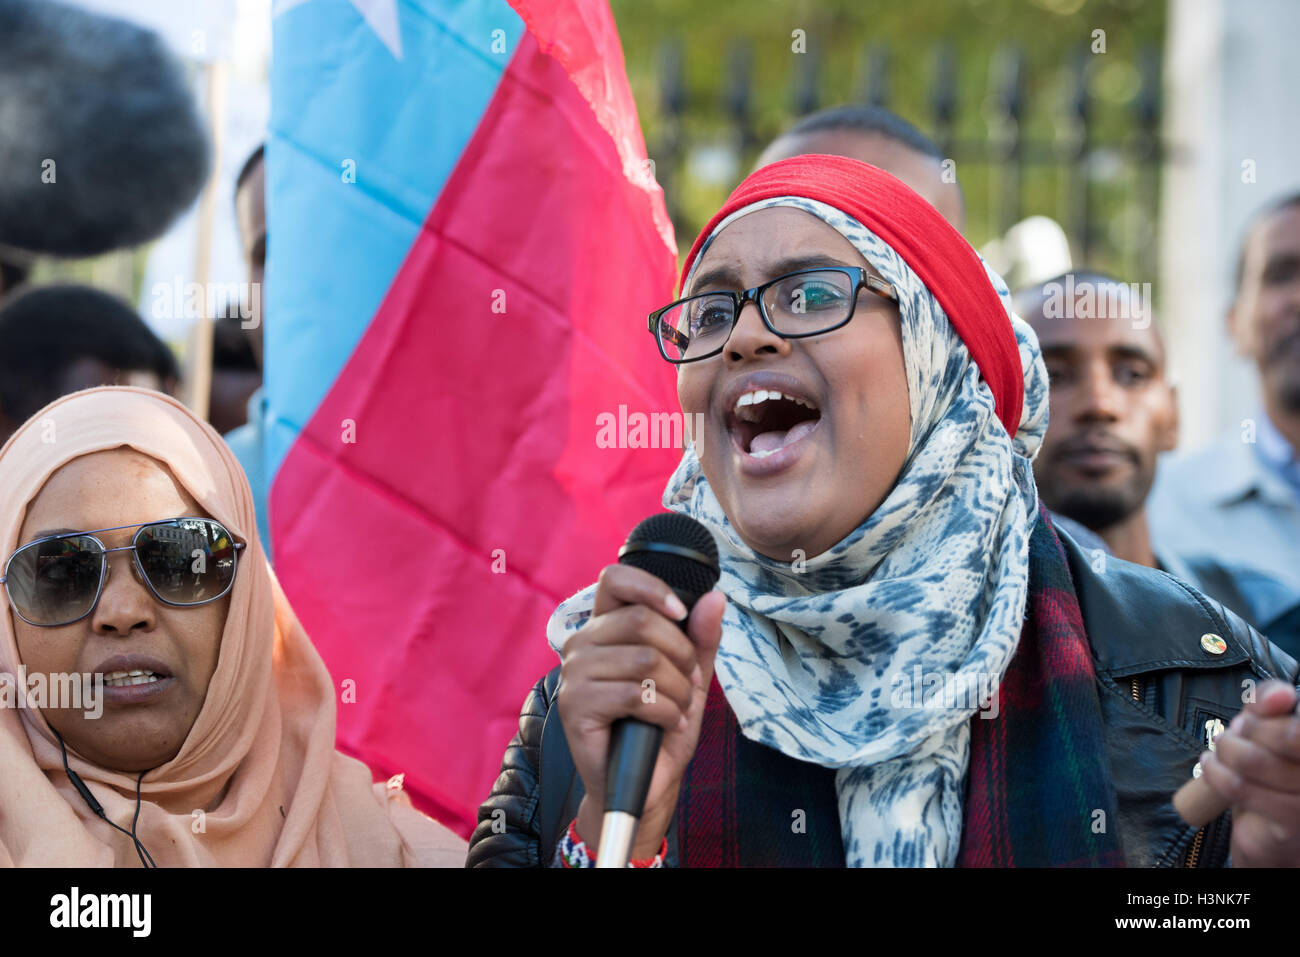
left=0, top=0, right=211, bottom=257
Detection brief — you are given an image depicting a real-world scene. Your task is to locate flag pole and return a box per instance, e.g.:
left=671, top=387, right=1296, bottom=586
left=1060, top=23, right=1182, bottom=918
left=184, top=58, right=228, bottom=420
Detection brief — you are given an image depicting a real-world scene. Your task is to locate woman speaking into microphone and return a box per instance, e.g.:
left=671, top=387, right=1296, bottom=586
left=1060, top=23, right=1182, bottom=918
left=469, top=155, right=1300, bottom=868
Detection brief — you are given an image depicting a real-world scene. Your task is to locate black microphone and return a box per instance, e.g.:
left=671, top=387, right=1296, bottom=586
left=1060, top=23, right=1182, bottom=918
left=596, top=513, right=719, bottom=867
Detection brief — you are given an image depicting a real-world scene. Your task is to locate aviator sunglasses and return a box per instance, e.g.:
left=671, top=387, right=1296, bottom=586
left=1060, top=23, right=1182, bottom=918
left=0, top=518, right=245, bottom=627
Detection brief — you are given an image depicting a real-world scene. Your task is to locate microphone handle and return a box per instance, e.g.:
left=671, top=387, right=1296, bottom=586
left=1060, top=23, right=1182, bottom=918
left=596, top=595, right=692, bottom=868
left=596, top=721, right=663, bottom=868
left=603, top=720, right=664, bottom=817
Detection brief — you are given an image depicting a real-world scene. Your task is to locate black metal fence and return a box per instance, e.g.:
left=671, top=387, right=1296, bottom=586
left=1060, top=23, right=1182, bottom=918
left=645, top=39, right=1165, bottom=285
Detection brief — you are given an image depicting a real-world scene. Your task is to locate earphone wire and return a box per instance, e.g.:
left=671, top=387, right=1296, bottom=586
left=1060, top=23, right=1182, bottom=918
left=132, top=769, right=156, bottom=868
left=53, top=729, right=155, bottom=868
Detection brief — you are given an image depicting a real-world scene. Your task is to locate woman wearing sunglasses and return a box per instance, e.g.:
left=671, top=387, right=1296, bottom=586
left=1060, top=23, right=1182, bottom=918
left=0, top=387, right=465, bottom=866
left=469, top=155, right=1300, bottom=868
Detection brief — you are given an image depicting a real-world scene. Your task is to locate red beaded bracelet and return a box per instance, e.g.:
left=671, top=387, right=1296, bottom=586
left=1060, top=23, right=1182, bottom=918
left=628, top=833, right=669, bottom=868
left=559, top=819, right=667, bottom=867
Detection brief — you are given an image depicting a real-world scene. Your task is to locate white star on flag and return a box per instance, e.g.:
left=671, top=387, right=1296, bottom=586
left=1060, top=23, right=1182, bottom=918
left=273, top=0, right=403, bottom=60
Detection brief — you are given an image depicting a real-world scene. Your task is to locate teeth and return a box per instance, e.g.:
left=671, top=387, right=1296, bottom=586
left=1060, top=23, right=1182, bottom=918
left=749, top=449, right=777, bottom=459
left=732, top=389, right=818, bottom=421
left=103, top=670, right=161, bottom=688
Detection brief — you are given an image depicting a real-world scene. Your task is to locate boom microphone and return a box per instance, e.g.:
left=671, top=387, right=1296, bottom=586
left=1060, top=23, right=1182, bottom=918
left=596, top=512, right=720, bottom=868
left=0, top=0, right=210, bottom=257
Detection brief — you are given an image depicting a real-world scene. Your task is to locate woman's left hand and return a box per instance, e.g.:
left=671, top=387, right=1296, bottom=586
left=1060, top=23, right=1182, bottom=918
left=1198, top=679, right=1300, bottom=867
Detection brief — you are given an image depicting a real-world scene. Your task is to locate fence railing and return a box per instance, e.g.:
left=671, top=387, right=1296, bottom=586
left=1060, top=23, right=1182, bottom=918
left=644, top=39, right=1166, bottom=286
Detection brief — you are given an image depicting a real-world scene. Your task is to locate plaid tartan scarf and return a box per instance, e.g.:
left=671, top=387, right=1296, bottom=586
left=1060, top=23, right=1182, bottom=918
left=957, top=507, right=1126, bottom=866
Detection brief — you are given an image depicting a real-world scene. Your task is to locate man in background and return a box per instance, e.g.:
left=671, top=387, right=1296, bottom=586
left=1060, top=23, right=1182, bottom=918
left=209, top=309, right=262, bottom=435
left=756, top=104, right=966, bottom=230
left=232, top=144, right=265, bottom=368
left=1017, top=270, right=1300, bottom=657
left=223, top=143, right=272, bottom=554
left=1148, top=194, right=1300, bottom=596
left=0, top=283, right=179, bottom=442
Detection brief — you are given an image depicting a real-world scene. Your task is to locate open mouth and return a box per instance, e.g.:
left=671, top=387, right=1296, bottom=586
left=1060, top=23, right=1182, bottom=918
left=727, top=389, right=822, bottom=459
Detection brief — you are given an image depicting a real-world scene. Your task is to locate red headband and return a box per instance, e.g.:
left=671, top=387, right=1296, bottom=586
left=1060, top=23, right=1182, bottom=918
left=679, top=154, right=1023, bottom=439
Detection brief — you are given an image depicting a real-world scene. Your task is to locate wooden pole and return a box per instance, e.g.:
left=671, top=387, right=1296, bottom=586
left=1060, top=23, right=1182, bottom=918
left=184, top=58, right=228, bottom=420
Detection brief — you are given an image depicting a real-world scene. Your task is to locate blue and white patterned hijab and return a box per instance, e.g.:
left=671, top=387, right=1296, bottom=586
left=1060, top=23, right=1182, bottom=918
left=548, top=194, right=1050, bottom=867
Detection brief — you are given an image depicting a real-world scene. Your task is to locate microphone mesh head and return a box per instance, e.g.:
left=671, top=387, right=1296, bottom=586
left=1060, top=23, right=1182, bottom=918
left=619, top=513, right=720, bottom=602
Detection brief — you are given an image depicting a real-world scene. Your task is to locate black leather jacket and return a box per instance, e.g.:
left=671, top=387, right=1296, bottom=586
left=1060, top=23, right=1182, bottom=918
left=467, top=528, right=1300, bottom=867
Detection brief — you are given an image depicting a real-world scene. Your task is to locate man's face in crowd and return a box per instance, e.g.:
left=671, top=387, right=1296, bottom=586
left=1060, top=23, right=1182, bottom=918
left=1025, top=283, right=1177, bottom=531
left=757, top=128, right=966, bottom=231
left=234, top=158, right=266, bottom=366
left=1231, top=202, right=1300, bottom=415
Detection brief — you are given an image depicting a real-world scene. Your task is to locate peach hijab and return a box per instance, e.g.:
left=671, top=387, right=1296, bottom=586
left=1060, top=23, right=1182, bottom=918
left=0, top=387, right=465, bottom=866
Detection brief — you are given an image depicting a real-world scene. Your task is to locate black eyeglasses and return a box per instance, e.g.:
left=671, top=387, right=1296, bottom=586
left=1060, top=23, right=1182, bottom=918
left=648, top=266, right=898, bottom=363
left=1, top=518, right=245, bottom=627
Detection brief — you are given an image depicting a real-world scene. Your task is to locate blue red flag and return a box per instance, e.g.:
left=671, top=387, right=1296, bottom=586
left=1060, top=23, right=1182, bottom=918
left=267, top=0, right=681, bottom=834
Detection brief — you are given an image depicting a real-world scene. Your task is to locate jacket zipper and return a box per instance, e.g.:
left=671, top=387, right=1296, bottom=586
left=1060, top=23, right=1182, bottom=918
left=1126, top=676, right=1211, bottom=865
left=1185, top=825, right=1205, bottom=867
left=1184, top=718, right=1226, bottom=868
left=1130, top=677, right=1210, bottom=866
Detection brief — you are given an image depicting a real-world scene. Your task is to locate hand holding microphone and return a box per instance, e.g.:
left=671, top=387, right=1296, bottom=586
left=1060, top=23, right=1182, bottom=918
left=556, top=514, right=724, bottom=866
